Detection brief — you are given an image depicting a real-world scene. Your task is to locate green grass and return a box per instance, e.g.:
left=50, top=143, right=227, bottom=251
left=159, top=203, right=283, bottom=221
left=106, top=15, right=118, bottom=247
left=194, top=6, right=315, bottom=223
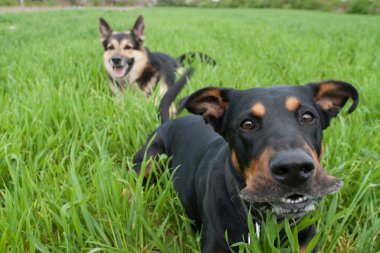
left=0, top=7, right=379, bottom=253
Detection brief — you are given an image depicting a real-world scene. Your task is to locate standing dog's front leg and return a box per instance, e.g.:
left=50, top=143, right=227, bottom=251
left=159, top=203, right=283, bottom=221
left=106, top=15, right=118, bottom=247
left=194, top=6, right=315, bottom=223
left=108, top=79, right=125, bottom=98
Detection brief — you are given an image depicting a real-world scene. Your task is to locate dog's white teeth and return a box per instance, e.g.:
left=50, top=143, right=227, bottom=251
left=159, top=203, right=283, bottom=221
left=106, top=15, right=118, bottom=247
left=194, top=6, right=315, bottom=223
left=283, top=195, right=308, bottom=204
left=281, top=196, right=309, bottom=204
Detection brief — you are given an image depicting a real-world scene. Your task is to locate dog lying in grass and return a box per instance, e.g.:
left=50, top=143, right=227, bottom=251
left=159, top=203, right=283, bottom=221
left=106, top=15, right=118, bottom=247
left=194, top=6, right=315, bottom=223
left=133, top=80, right=359, bottom=252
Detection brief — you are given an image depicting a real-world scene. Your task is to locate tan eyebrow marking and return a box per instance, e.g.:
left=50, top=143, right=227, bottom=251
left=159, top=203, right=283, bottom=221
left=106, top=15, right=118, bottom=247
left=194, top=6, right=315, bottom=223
left=120, top=39, right=134, bottom=49
left=285, top=96, right=300, bottom=111
left=251, top=102, right=266, bottom=117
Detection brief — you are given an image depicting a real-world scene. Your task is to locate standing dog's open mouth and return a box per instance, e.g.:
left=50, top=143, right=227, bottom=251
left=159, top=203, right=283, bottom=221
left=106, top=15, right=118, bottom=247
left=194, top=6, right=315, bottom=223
left=113, top=65, right=128, bottom=79
left=110, top=58, right=135, bottom=79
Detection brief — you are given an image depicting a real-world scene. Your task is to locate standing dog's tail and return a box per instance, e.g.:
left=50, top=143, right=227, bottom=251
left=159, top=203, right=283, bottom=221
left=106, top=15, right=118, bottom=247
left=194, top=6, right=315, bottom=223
left=177, top=52, right=217, bottom=66
left=159, top=68, right=195, bottom=123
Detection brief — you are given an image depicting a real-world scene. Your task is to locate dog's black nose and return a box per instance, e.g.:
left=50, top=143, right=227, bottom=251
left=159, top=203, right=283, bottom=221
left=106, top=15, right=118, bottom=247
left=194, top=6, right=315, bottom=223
left=111, top=55, right=122, bottom=65
left=269, top=150, right=315, bottom=185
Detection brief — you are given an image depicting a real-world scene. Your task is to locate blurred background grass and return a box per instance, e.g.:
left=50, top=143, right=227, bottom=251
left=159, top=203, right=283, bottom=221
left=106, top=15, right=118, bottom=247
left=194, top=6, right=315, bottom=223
left=1, top=0, right=380, bottom=15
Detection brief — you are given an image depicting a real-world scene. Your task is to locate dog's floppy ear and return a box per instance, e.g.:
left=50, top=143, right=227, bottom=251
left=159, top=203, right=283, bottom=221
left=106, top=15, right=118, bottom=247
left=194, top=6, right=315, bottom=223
left=99, top=17, right=113, bottom=41
left=184, top=87, right=232, bottom=133
left=307, top=80, right=359, bottom=129
left=132, top=15, right=145, bottom=44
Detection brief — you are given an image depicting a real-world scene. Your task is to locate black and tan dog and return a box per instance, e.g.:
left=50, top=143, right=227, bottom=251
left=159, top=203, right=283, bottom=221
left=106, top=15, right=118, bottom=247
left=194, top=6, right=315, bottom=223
left=98, top=15, right=215, bottom=122
left=133, top=80, right=359, bottom=252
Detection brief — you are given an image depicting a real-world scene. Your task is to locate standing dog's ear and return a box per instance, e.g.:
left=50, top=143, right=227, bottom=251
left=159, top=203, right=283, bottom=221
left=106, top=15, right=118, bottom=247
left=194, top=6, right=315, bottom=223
left=132, top=15, right=145, bottom=44
left=99, top=17, right=113, bottom=42
left=307, top=80, right=359, bottom=129
left=184, top=87, right=232, bottom=133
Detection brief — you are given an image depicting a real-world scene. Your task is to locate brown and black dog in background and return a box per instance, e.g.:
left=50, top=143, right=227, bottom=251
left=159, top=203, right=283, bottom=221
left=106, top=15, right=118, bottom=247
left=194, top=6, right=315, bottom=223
left=98, top=15, right=216, bottom=122
left=133, top=80, right=359, bottom=252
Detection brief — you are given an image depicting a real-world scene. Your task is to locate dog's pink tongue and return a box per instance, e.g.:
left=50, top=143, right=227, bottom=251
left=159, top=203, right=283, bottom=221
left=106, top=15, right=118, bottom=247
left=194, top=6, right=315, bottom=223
left=114, top=67, right=126, bottom=78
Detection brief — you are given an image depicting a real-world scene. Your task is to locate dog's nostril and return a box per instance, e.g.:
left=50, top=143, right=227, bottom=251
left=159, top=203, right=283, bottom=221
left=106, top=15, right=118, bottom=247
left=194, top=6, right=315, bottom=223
left=300, top=165, right=313, bottom=174
left=299, top=162, right=315, bottom=178
left=273, top=166, right=288, bottom=176
left=280, top=167, right=288, bottom=174
left=111, top=57, right=122, bottom=64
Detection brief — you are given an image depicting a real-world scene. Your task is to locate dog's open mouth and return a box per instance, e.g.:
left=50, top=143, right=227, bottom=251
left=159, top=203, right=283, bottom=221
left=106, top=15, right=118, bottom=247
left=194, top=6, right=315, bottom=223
left=239, top=172, right=343, bottom=219
left=110, top=58, right=134, bottom=79
left=271, top=193, right=316, bottom=218
left=113, top=65, right=130, bottom=79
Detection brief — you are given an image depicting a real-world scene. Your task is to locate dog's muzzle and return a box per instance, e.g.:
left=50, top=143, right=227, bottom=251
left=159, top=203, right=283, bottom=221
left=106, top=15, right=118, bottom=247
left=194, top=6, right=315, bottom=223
left=110, top=55, right=134, bottom=79
left=239, top=149, right=343, bottom=219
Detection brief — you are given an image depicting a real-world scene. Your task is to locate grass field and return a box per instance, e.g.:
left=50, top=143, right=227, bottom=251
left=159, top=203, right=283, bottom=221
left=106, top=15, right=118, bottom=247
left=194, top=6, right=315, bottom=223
left=0, top=7, right=379, bottom=253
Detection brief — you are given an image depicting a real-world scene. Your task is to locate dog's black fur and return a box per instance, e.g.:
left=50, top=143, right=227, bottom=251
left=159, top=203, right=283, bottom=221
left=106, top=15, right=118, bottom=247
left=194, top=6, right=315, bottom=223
left=133, top=80, right=359, bottom=252
left=99, top=15, right=215, bottom=122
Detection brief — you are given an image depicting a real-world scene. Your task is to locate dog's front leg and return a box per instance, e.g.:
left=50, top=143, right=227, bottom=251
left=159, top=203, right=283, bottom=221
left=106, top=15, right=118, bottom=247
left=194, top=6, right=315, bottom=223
left=201, top=234, right=230, bottom=253
left=132, top=132, right=167, bottom=177
left=108, top=79, right=125, bottom=100
left=298, top=224, right=317, bottom=253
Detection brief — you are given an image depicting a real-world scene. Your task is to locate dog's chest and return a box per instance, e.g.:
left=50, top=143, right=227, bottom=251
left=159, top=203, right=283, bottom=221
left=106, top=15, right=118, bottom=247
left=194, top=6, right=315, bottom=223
left=127, top=57, right=152, bottom=84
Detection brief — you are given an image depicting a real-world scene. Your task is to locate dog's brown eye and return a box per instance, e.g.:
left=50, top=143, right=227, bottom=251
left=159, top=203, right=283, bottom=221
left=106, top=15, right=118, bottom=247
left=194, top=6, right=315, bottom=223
left=241, top=119, right=259, bottom=130
left=302, top=112, right=314, bottom=124
left=124, top=45, right=132, bottom=50
left=107, top=45, right=115, bottom=50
